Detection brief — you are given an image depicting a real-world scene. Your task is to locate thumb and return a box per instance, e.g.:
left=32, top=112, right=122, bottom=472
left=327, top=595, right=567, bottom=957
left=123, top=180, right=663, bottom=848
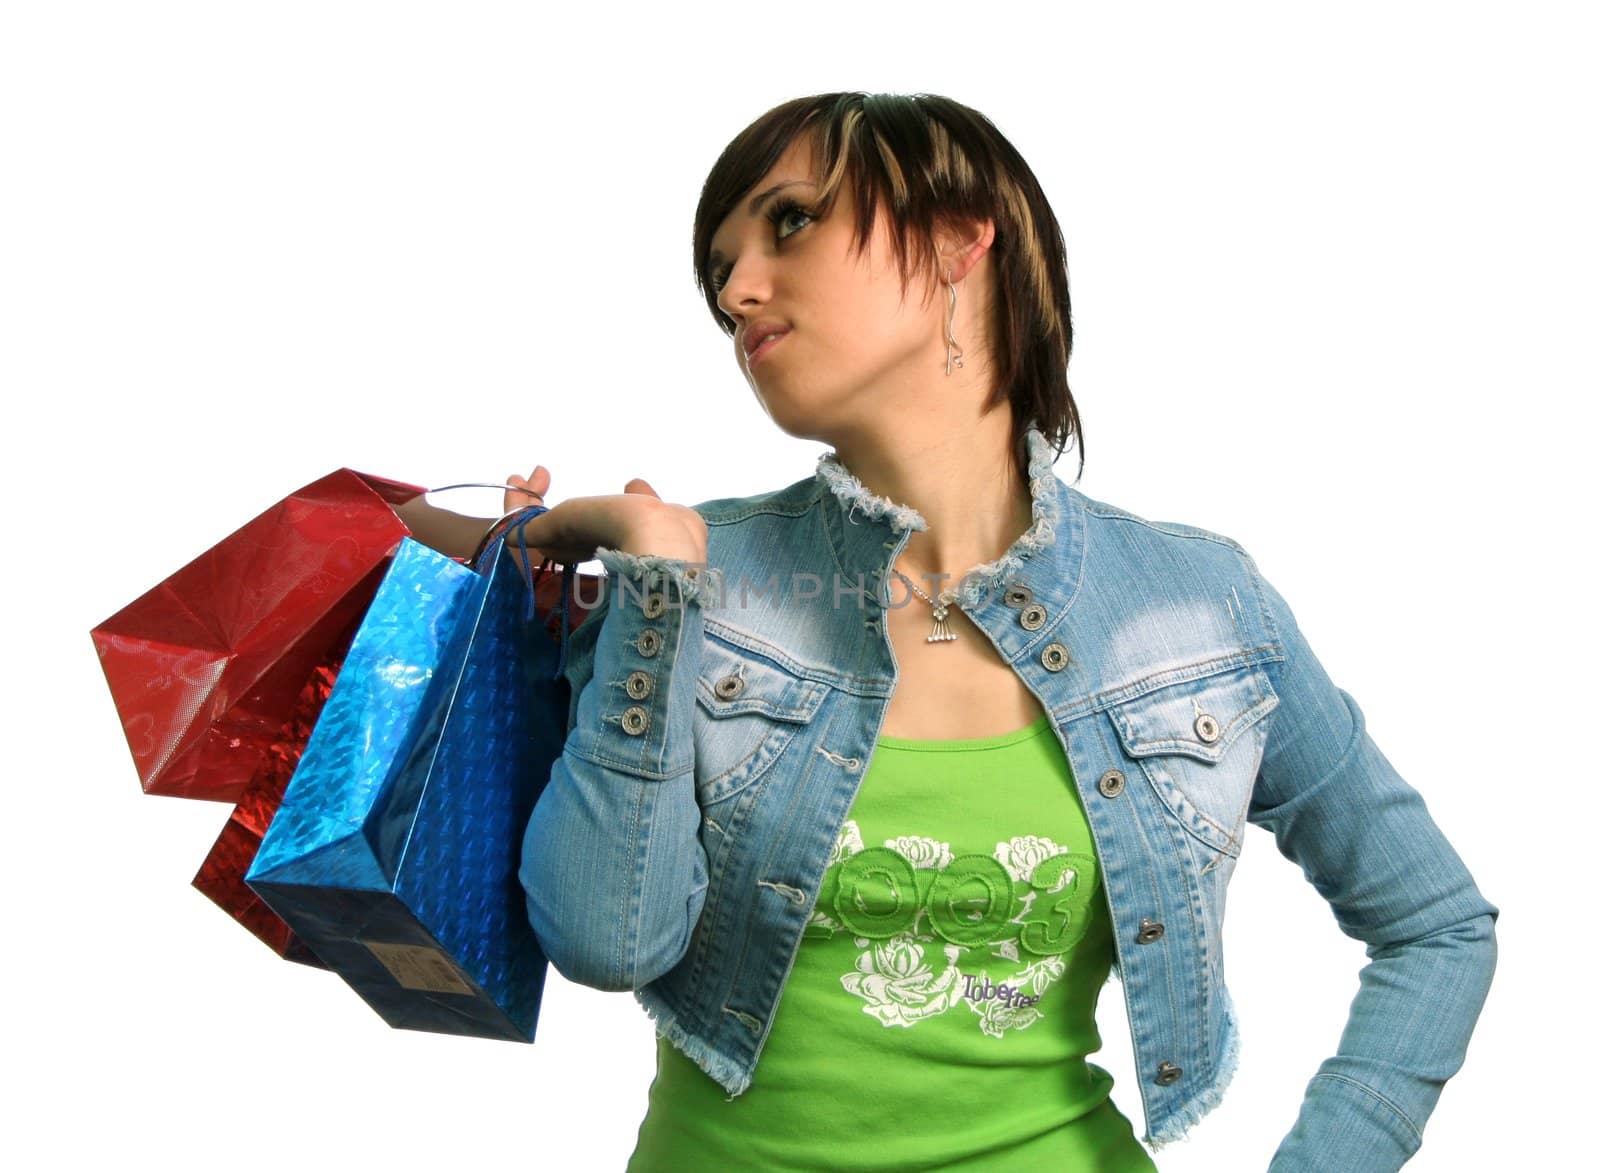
left=624, top=477, right=661, bottom=499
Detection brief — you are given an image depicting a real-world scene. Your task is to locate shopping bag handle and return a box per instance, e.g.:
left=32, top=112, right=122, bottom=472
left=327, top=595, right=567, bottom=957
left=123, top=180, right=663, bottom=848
left=502, top=505, right=578, bottom=683
left=421, top=482, right=577, bottom=682
left=418, top=481, right=555, bottom=569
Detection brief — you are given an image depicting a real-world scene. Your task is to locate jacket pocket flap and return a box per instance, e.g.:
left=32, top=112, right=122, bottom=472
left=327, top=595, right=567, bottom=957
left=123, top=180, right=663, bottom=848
left=696, top=635, right=829, bottom=724
left=1108, top=662, right=1278, bottom=763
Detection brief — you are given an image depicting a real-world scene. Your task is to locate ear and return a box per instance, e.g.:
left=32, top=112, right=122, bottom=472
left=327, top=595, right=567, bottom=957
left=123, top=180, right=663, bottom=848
left=934, top=214, right=997, bottom=284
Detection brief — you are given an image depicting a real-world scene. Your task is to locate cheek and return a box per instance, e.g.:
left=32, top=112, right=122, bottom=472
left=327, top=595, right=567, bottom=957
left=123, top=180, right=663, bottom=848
left=822, top=278, right=928, bottom=357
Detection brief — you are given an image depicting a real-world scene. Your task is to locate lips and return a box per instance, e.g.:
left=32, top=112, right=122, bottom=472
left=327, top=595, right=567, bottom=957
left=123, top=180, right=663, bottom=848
left=743, top=320, right=790, bottom=355
left=747, top=328, right=789, bottom=366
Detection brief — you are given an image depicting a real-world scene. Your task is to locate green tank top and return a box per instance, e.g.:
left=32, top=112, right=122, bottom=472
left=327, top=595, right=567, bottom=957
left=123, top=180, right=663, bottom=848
left=627, top=714, right=1157, bottom=1171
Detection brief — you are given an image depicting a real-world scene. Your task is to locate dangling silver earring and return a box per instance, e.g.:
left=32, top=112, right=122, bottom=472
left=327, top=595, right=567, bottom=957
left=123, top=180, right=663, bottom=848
left=944, top=269, right=965, bottom=376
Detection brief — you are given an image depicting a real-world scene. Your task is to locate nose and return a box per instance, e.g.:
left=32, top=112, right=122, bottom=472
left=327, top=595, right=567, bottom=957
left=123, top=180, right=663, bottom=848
left=715, top=255, right=770, bottom=323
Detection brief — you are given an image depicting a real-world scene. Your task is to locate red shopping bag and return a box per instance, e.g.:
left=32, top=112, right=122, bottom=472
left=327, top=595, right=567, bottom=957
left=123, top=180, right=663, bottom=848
left=90, top=469, right=428, bottom=803
left=190, top=657, right=345, bottom=966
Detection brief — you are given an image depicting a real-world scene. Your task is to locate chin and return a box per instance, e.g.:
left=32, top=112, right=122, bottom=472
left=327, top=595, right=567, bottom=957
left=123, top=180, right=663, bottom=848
left=748, top=368, right=851, bottom=445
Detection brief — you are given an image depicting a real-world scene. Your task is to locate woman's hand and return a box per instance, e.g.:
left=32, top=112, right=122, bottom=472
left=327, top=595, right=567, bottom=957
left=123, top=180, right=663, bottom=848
left=503, top=464, right=553, bottom=526
left=502, top=464, right=708, bottom=568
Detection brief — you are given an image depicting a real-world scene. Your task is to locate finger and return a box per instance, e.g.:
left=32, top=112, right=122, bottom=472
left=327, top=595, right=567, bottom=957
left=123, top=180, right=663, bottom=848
left=624, top=477, right=661, bottom=498
left=513, top=467, right=549, bottom=495
left=505, top=466, right=550, bottom=512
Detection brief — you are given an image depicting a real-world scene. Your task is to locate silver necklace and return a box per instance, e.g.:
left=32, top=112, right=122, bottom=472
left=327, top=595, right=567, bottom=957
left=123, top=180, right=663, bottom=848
left=892, top=570, right=960, bottom=643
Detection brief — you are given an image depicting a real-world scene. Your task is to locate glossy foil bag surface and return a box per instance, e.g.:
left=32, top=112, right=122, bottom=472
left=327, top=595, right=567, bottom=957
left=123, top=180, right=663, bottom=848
left=190, top=559, right=600, bottom=964
left=191, top=658, right=347, bottom=967
left=246, top=526, right=576, bottom=1041
left=190, top=561, right=600, bottom=965
left=91, top=469, right=427, bottom=803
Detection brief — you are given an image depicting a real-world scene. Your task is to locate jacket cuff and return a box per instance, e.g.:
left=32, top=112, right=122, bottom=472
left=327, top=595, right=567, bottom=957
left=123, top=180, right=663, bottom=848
left=592, top=546, right=715, bottom=606
left=560, top=548, right=710, bottom=780
left=1267, top=1070, right=1422, bottom=1172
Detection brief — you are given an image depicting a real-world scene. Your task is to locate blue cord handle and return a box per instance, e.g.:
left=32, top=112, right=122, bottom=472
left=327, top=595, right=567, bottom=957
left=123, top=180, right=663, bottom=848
left=505, top=505, right=577, bottom=682
left=420, top=482, right=575, bottom=682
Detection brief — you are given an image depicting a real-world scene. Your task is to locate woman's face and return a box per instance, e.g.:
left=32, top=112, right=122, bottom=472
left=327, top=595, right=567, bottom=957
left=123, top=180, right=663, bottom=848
left=708, top=133, right=954, bottom=441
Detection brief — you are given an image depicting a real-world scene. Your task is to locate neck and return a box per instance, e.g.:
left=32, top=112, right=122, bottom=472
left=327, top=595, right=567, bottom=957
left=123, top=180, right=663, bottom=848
left=826, top=410, right=1032, bottom=601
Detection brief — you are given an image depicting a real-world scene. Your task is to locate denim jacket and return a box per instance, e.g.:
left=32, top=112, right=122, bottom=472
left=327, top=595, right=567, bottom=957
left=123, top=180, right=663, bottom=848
left=520, top=424, right=1498, bottom=1169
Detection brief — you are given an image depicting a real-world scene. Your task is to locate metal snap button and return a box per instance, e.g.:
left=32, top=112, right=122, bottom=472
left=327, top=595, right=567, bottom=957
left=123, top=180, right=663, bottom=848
left=1136, top=919, right=1165, bottom=944
left=683, top=566, right=701, bottom=583
left=1097, top=768, right=1126, bottom=798
left=1194, top=713, right=1220, bottom=743
left=621, top=706, right=650, bottom=736
left=1155, top=1061, right=1183, bottom=1086
left=1019, top=603, right=1047, bottom=631
left=1040, top=642, right=1070, bottom=672
left=1001, top=583, right=1033, bottom=608
left=624, top=671, right=654, bottom=700
left=637, top=629, right=663, bottom=657
left=713, top=673, right=745, bottom=700
left=642, top=592, right=667, bottom=619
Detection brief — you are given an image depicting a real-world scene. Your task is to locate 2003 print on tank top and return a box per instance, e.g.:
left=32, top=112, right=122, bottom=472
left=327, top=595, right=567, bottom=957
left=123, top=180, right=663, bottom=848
left=804, top=811, right=1097, bottom=1036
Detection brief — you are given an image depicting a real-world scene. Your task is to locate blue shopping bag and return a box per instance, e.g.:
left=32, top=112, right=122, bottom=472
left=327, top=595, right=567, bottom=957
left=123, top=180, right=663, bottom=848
left=246, top=510, right=576, bottom=1042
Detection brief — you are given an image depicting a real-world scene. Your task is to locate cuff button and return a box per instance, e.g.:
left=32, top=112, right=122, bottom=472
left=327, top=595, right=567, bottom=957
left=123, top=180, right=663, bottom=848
left=621, top=706, right=650, bottom=735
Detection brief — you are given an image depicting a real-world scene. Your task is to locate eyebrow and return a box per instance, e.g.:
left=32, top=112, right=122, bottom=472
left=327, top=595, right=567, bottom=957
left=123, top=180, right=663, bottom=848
left=708, top=180, right=815, bottom=270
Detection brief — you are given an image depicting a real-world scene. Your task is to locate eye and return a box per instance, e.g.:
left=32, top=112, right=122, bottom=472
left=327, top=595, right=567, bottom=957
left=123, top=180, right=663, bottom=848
left=710, top=197, right=814, bottom=293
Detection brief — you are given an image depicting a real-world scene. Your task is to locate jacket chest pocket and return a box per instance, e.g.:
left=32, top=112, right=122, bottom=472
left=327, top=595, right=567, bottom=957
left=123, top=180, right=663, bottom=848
left=1106, top=661, right=1279, bottom=859
left=694, top=630, right=831, bottom=810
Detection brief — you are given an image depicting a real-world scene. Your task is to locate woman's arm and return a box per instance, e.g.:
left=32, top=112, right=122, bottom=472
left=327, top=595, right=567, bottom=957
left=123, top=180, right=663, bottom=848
left=1246, top=558, right=1499, bottom=1172
left=394, top=463, right=714, bottom=989
left=392, top=494, right=551, bottom=577
left=392, top=495, right=495, bottom=563
left=517, top=544, right=714, bottom=992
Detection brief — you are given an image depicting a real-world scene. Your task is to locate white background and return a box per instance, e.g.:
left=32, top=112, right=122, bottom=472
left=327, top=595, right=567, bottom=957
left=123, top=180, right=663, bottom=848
left=7, top=2, right=1593, bottom=1169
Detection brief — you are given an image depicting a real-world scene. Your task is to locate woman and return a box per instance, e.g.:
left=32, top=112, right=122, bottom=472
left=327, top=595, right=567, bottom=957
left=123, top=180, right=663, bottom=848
left=496, top=93, right=1497, bottom=1171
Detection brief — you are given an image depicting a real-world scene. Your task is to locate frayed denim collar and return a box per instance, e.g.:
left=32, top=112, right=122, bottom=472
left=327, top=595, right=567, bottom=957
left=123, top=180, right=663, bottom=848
left=813, top=422, right=1063, bottom=611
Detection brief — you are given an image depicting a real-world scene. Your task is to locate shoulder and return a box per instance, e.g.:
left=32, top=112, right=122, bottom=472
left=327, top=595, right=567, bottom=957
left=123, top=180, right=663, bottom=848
left=686, top=475, right=829, bottom=583
left=1071, top=486, right=1253, bottom=558
left=689, top=474, right=820, bottom=528
left=1070, top=486, right=1285, bottom=647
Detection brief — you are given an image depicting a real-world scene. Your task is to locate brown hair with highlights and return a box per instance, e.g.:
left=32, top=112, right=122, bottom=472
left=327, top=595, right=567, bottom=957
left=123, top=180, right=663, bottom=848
left=693, top=91, right=1084, bottom=482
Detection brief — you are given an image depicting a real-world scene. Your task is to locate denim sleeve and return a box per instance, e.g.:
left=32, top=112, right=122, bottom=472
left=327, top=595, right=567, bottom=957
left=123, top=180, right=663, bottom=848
left=1245, top=559, right=1499, bottom=1172
left=518, top=548, right=714, bottom=993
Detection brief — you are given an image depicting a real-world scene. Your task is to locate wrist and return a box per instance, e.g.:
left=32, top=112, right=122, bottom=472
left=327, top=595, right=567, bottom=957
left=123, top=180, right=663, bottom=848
left=617, top=523, right=706, bottom=566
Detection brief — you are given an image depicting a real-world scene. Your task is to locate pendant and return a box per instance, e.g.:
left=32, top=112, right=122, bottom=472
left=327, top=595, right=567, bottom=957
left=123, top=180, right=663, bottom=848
left=928, top=602, right=957, bottom=643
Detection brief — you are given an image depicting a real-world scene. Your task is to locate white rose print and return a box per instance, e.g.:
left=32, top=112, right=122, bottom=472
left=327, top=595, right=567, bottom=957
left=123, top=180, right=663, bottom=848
left=808, top=824, right=1097, bottom=1038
